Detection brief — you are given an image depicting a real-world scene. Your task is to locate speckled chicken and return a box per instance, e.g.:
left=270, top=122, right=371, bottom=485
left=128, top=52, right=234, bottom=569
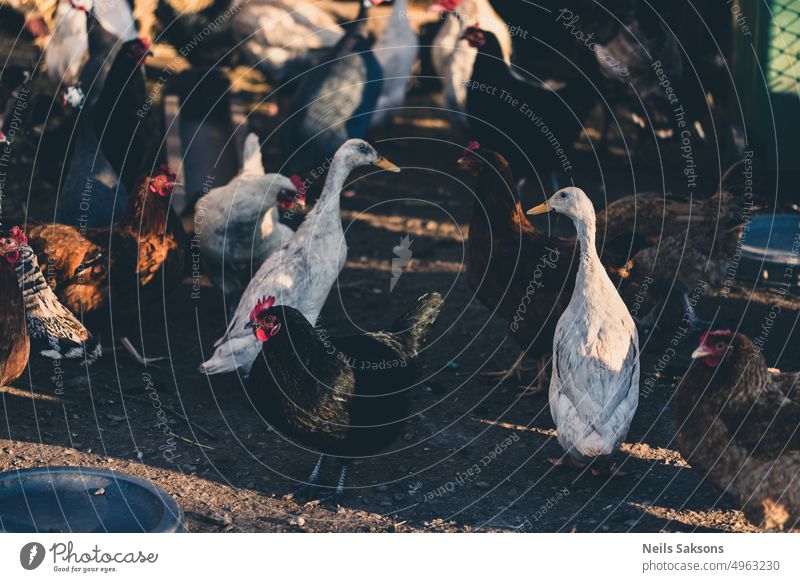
left=245, top=292, right=443, bottom=501
left=620, top=161, right=750, bottom=328
left=200, top=139, right=400, bottom=376
left=0, top=228, right=30, bottom=387
left=677, top=331, right=800, bottom=531
left=195, top=133, right=305, bottom=313
left=12, top=231, right=101, bottom=386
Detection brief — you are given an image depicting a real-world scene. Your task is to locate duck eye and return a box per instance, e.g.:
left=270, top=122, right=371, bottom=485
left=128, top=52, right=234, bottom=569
left=560, top=192, right=567, bottom=198
left=358, top=144, right=368, bottom=154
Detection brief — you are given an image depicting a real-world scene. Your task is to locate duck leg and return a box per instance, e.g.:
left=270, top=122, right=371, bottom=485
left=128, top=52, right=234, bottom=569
left=547, top=455, right=586, bottom=469
left=480, top=350, right=532, bottom=382
left=290, top=454, right=325, bottom=502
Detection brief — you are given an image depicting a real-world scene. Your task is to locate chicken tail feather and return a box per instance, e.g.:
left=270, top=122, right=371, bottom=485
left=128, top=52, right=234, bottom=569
left=389, top=292, right=444, bottom=357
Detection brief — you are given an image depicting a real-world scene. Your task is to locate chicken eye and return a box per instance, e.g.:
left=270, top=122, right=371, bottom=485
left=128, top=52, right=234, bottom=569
left=715, top=342, right=726, bottom=350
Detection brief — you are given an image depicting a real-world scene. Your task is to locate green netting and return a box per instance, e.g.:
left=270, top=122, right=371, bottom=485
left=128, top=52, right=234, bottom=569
left=767, top=0, right=800, bottom=94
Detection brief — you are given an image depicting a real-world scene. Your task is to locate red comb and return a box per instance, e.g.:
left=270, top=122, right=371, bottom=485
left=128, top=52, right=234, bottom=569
left=138, top=36, right=152, bottom=51
left=434, top=0, right=462, bottom=11
left=700, top=330, right=733, bottom=343
left=249, top=295, right=276, bottom=322
left=11, top=226, right=27, bottom=246
left=466, top=141, right=480, bottom=152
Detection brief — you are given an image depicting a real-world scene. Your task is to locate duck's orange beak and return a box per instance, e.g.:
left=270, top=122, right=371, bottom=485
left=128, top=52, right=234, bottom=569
left=526, top=202, right=552, bottom=216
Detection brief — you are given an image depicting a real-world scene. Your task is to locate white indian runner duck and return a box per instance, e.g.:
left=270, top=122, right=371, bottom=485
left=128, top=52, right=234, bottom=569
left=527, top=187, right=639, bottom=474
left=232, top=0, right=345, bottom=84
left=430, top=0, right=512, bottom=125
left=371, top=0, right=419, bottom=127
left=195, top=133, right=305, bottom=314
left=199, top=139, right=400, bottom=376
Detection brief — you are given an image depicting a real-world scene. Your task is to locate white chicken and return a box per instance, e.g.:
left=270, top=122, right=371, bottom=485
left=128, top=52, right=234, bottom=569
left=371, top=0, right=419, bottom=127
left=232, top=0, right=345, bottom=84
left=430, top=0, right=512, bottom=124
left=199, top=139, right=400, bottom=376
left=527, top=187, right=639, bottom=475
left=195, top=133, right=304, bottom=313
left=45, top=0, right=138, bottom=84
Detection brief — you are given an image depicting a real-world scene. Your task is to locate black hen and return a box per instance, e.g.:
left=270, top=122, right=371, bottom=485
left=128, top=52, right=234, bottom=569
left=58, top=115, right=128, bottom=229
left=281, top=0, right=384, bottom=175
left=463, top=26, right=595, bottom=190
left=245, top=292, right=444, bottom=502
left=83, top=22, right=159, bottom=193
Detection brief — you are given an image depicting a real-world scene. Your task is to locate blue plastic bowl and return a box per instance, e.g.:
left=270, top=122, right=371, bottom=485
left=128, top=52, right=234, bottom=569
left=739, top=214, right=800, bottom=287
left=0, top=467, right=184, bottom=533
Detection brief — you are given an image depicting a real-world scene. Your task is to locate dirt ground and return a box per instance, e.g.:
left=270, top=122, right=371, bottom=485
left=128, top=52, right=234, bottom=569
left=2, top=1, right=799, bottom=533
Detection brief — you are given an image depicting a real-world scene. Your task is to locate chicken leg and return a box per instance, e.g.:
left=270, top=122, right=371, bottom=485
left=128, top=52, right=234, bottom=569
left=290, top=454, right=326, bottom=502
left=480, top=350, right=532, bottom=382
left=120, top=337, right=167, bottom=367
left=520, top=354, right=549, bottom=396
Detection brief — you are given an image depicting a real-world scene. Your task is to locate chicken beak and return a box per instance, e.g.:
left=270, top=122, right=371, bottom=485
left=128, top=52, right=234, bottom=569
left=373, top=157, right=401, bottom=172
left=244, top=320, right=257, bottom=331
left=457, top=157, right=467, bottom=167
left=526, top=202, right=552, bottom=216
left=691, top=347, right=712, bottom=359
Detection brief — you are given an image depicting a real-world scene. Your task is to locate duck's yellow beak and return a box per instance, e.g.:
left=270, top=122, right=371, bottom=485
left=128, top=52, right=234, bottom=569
left=690, top=347, right=712, bottom=359
left=526, top=202, right=552, bottom=216
left=373, top=157, right=401, bottom=172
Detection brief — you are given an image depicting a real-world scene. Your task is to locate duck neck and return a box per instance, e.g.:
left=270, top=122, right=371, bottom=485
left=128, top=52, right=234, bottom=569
left=305, top=154, right=352, bottom=228
left=575, top=214, right=600, bottom=286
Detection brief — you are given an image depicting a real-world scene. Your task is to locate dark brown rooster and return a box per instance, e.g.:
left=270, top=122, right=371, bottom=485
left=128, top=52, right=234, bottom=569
left=676, top=331, right=800, bottom=531
left=460, top=144, right=578, bottom=392
left=29, top=166, right=185, bottom=362
left=0, top=228, right=30, bottom=386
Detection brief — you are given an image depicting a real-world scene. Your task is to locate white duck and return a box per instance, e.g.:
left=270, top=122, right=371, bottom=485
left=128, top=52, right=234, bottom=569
left=195, top=133, right=305, bottom=314
left=46, top=0, right=138, bottom=84
left=232, top=0, right=345, bottom=84
left=199, top=139, right=400, bottom=376
left=371, top=0, right=419, bottom=127
left=527, top=187, right=639, bottom=474
left=430, top=0, right=512, bottom=124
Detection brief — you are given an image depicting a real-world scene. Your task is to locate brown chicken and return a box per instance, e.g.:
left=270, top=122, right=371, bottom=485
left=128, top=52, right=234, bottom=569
left=618, top=160, right=749, bottom=329
left=29, top=166, right=185, bottom=356
left=0, top=228, right=30, bottom=386
left=459, top=144, right=578, bottom=392
left=677, top=331, right=800, bottom=531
